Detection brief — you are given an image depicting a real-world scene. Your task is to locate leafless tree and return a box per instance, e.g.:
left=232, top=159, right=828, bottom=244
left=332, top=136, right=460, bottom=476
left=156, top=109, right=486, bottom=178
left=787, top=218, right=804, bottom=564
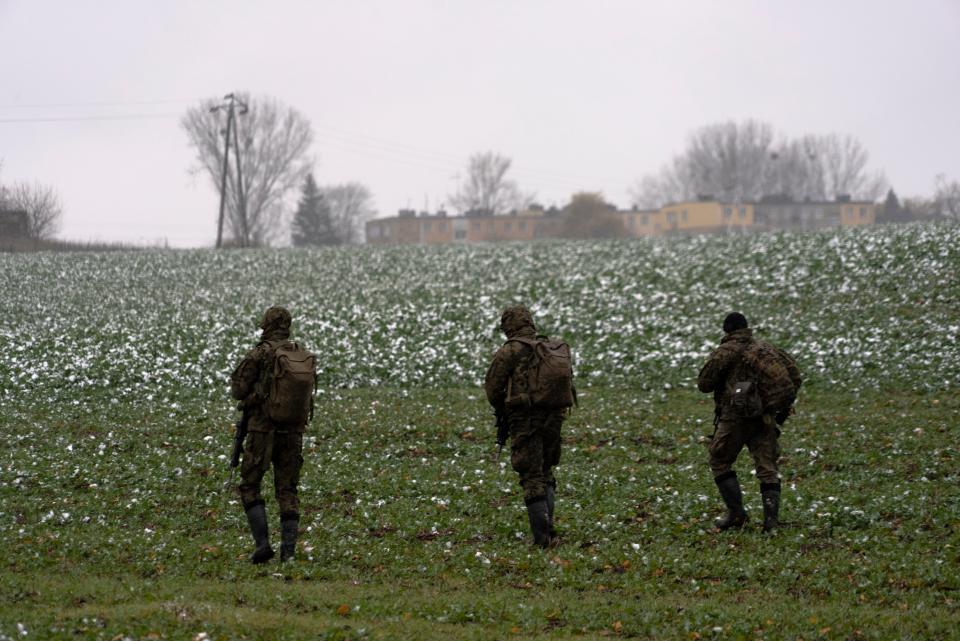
left=181, top=93, right=313, bottom=246
left=449, top=151, right=531, bottom=215
left=632, top=165, right=687, bottom=209
left=632, top=121, right=887, bottom=207
left=5, top=181, right=63, bottom=239
left=806, top=134, right=887, bottom=201
left=934, top=174, right=960, bottom=220
left=323, top=182, right=376, bottom=244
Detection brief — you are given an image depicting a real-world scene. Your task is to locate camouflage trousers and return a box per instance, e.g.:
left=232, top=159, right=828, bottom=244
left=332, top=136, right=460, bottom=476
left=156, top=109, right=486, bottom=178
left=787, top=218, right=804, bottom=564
left=239, top=430, right=304, bottom=518
left=508, top=410, right=563, bottom=502
left=709, top=413, right=780, bottom=484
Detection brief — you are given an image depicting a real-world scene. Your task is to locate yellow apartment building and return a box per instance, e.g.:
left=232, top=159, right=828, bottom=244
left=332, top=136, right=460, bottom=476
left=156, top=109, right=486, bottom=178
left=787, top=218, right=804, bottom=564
left=659, top=201, right=755, bottom=234
left=620, top=209, right=661, bottom=237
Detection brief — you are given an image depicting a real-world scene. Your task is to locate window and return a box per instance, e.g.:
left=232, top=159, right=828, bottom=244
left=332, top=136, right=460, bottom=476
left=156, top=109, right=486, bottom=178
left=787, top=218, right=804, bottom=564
left=519, top=221, right=527, bottom=231
left=641, top=214, right=649, bottom=226
left=504, top=221, right=512, bottom=232
left=454, top=229, right=467, bottom=240
left=667, top=211, right=677, bottom=224
left=422, top=221, right=432, bottom=232
left=472, top=222, right=480, bottom=232
left=438, top=222, right=447, bottom=232
left=723, top=207, right=732, bottom=219
left=368, top=225, right=380, bottom=239
left=383, top=225, right=390, bottom=237
left=739, top=207, right=746, bottom=220
left=627, top=217, right=634, bottom=228
left=860, top=207, right=867, bottom=218
left=487, top=222, right=494, bottom=233
left=681, top=210, right=688, bottom=222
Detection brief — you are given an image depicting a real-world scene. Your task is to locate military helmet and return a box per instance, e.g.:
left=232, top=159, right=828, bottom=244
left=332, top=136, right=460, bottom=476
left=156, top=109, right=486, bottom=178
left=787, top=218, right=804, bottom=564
left=259, top=305, right=292, bottom=331
left=500, top=305, right=535, bottom=335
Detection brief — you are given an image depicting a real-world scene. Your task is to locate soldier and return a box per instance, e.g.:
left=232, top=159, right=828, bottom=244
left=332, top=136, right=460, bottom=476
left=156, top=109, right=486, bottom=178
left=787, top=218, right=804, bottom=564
left=697, top=312, right=801, bottom=532
left=485, top=305, right=575, bottom=548
left=231, top=306, right=315, bottom=563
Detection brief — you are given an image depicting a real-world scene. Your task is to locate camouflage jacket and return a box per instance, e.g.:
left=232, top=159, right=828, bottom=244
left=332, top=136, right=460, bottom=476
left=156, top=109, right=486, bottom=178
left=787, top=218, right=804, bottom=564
left=484, top=326, right=538, bottom=413
left=697, top=328, right=757, bottom=417
left=230, top=328, right=304, bottom=433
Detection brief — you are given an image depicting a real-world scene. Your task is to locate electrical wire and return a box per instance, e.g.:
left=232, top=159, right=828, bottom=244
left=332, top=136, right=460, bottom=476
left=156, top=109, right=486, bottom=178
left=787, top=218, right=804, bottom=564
left=0, top=113, right=178, bottom=123
left=0, top=99, right=191, bottom=110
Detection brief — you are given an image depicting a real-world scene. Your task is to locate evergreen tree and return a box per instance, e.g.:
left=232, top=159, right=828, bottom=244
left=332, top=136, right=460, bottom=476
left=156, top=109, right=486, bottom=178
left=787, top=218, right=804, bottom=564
left=291, top=173, right=337, bottom=246
left=880, top=188, right=907, bottom=223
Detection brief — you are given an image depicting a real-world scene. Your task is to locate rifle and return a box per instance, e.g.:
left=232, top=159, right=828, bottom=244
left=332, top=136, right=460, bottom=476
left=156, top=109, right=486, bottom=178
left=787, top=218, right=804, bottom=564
left=709, top=406, right=721, bottom=441
left=229, top=409, right=251, bottom=468
left=494, top=407, right=509, bottom=462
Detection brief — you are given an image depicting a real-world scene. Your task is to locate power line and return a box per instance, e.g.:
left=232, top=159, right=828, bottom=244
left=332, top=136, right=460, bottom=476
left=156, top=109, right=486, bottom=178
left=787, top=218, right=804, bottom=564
left=0, top=113, right=178, bottom=124
left=0, top=99, right=192, bottom=110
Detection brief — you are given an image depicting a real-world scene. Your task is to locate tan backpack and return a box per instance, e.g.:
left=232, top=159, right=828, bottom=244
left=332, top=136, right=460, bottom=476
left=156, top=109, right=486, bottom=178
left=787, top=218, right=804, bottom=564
left=264, top=341, right=316, bottom=426
left=507, top=336, right=575, bottom=409
left=730, top=341, right=801, bottom=417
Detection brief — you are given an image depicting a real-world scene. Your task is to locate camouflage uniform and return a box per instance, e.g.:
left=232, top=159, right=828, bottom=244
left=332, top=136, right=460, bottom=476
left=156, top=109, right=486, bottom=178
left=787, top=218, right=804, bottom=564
left=698, top=318, right=800, bottom=531
left=697, top=328, right=781, bottom=485
left=485, top=305, right=567, bottom=546
left=230, top=306, right=307, bottom=562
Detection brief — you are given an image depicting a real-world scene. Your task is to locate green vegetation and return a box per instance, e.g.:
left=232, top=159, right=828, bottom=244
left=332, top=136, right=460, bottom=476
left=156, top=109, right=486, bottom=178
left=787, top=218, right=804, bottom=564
left=1, top=223, right=958, bottom=639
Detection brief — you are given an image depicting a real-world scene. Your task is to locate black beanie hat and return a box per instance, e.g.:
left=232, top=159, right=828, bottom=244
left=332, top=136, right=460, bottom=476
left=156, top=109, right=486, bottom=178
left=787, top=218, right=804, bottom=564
left=723, top=312, right=748, bottom=333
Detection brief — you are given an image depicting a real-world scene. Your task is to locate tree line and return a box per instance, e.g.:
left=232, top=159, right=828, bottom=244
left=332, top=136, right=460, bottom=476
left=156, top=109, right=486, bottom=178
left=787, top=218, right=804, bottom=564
left=185, top=97, right=960, bottom=248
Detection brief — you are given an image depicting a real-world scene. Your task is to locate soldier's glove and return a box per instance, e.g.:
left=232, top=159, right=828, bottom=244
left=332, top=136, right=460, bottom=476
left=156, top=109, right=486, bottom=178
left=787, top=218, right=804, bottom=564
left=774, top=408, right=791, bottom=426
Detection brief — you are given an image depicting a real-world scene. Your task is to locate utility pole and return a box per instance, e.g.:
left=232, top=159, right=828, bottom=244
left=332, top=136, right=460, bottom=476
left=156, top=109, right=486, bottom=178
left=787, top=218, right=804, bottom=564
left=210, top=93, right=249, bottom=248
left=231, top=105, right=248, bottom=247
left=213, top=104, right=233, bottom=249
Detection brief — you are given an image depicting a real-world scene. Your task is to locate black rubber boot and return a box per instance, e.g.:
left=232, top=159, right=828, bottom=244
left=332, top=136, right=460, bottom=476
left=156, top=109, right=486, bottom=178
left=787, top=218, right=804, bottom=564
left=714, top=471, right=748, bottom=530
left=280, top=512, right=299, bottom=562
left=545, top=485, right=558, bottom=538
left=760, top=482, right=781, bottom=532
left=525, top=497, right=552, bottom=548
left=245, top=502, right=275, bottom=564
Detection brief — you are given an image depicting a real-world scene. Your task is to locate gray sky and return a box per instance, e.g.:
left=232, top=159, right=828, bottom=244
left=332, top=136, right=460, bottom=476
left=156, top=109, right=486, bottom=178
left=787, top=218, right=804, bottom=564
left=1, top=0, right=958, bottom=247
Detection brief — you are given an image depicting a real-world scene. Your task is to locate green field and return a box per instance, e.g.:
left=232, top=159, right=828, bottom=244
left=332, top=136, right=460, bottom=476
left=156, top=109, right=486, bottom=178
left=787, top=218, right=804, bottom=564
left=2, top=224, right=959, bottom=640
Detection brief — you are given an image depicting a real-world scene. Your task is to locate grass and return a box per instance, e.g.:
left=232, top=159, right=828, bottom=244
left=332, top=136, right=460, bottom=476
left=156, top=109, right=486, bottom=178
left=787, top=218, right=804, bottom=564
left=2, top=386, right=958, bottom=640
left=2, top=223, right=958, bottom=639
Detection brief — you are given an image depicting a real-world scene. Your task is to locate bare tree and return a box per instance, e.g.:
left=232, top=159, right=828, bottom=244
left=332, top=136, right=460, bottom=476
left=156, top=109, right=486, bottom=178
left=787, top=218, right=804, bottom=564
left=181, top=93, right=313, bottom=246
left=323, top=182, right=375, bottom=244
left=934, top=174, right=960, bottom=220
left=806, top=134, right=887, bottom=201
left=5, top=181, right=63, bottom=239
left=632, top=120, right=887, bottom=207
left=449, top=151, right=531, bottom=215
left=632, top=165, right=687, bottom=209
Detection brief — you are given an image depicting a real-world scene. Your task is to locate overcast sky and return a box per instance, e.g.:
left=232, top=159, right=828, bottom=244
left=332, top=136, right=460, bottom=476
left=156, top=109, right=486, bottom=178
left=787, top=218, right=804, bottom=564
left=1, top=0, right=958, bottom=247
